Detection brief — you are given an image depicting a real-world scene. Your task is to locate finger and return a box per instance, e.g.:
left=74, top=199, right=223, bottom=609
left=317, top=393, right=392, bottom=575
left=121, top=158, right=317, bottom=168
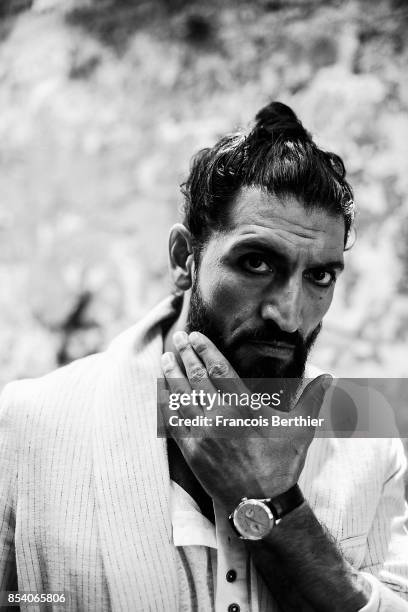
left=293, top=374, right=333, bottom=420
left=160, top=351, right=190, bottom=419
left=188, top=331, right=247, bottom=394
left=161, top=351, right=201, bottom=419
left=161, top=351, right=191, bottom=394
left=188, top=331, right=237, bottom=378
left=173, top=331, right=217, bottom=398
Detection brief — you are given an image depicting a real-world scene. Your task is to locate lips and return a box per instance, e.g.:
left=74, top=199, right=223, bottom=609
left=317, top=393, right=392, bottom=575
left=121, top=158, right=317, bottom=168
left=248, top=340, right=296, bottom=358
left=256, top=340, right=295, bottom=348
left=251, top=340, right=296, bottom=349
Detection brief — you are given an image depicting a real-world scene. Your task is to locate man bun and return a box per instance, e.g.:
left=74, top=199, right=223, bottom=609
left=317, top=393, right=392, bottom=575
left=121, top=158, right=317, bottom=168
left=182, top=100, right=355, bottom=250
left=252, top=101, right=311, bottom=142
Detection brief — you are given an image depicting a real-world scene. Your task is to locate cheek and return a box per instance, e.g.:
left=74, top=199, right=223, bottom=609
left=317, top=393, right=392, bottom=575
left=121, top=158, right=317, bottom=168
left=207, top=275, right=245, bottom=312
left=199, top=265, right=255, bottom=322
left=303, top=290, right=333, bottom=333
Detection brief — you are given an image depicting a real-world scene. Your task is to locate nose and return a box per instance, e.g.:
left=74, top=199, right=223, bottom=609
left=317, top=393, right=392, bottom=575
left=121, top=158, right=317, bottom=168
left=261, top=276, right=303, bottom=334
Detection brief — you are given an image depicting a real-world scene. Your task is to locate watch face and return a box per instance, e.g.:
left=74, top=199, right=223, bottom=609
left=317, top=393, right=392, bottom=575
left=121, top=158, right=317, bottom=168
left=233, top=500, right=274, bottom=540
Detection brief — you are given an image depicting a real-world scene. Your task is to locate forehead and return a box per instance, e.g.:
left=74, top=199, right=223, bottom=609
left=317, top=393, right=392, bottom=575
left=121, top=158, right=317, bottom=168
left=217, top=186, right=345, bottom=259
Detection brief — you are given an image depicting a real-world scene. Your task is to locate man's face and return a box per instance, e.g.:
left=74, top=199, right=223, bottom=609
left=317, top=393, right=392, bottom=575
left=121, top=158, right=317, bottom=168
left=186, top=186, right=345, bottom=380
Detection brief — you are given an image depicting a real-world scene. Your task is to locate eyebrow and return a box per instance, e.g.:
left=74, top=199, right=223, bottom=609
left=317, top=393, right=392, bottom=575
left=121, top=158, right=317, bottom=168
left=228, top=236, right=345, bottom=271
left=318, top=260, right=345, bottom=271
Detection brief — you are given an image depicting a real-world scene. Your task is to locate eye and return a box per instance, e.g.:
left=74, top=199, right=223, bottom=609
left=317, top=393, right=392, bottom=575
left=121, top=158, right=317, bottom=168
left=239, top=254, right=273, bottom=274
left=305, top=269, right=336, bottom=288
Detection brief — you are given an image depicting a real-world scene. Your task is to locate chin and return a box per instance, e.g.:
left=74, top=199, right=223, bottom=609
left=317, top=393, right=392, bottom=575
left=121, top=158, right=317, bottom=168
left=231, top=347, right=306, bottom=381
left=232, top=355, right=291, bottom=380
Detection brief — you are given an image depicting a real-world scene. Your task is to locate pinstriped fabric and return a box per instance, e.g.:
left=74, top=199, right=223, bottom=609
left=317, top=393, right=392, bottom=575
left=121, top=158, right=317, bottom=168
left=1, top=296, right=408, bottom=611
left=0, top=382, right=18, bottom=596
left=0, top=353, right=110, bottom=610
left=175, top=547, right=217, bottom=612
left=0, top=298, right=180, bottom=611
left=92, top=324, right=179, bottom=611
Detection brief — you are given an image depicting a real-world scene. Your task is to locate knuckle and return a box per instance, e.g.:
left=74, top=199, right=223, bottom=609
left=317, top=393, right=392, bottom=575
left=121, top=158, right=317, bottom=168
left=189, top=365, right=208, bottom=383
left=188, top=443, right=204, bottom=469
left=208, top=361, right=229, bottom=377
left=192, top=340, right=207, bottom=354
left=162, top=363, right=175, bottom=376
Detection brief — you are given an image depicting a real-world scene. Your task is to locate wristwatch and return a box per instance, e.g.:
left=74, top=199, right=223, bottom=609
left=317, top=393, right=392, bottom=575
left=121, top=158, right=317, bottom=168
left=229, top=484, right=304, bottom=540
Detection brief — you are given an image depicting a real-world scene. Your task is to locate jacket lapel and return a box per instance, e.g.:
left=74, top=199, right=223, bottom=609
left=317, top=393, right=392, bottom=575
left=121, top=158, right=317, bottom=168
left=92, top=298, right=179, bottom=611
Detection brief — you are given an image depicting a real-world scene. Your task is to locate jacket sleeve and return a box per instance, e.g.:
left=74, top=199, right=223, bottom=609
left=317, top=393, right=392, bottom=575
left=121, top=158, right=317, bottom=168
left=0, top=382, right=19, bottom=594
left=359, top=438, right=408, bottom=611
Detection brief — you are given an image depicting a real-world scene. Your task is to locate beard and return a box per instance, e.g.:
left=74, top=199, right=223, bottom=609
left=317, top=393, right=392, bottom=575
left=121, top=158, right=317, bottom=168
left=186, top=278, right=321, bottom=391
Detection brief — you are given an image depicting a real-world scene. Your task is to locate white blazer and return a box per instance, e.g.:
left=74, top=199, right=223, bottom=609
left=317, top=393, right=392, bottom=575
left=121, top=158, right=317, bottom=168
left=1, top=297, right=408, bottom=611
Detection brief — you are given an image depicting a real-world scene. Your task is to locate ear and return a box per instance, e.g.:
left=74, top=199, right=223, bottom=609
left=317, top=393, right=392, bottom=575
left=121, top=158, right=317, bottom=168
left=168, top=224, right=195, bottom=291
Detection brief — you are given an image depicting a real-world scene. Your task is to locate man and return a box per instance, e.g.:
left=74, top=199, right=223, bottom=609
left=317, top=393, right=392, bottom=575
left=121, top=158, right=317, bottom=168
left=0, top=102, right=407, bottom=611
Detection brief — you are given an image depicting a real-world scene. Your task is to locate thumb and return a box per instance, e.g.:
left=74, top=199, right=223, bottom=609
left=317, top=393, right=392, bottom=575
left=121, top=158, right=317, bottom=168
left=293, top=374, right=333, bottom=419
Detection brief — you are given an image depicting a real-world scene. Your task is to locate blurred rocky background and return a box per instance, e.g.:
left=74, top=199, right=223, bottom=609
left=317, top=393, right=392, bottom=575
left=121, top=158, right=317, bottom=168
left=0, top=0, right=407, bottom=438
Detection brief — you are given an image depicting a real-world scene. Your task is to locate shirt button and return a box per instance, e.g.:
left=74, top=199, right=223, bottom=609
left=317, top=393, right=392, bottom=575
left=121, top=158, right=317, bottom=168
left=228, top=605, right=240, bottom=612
left=226, top=569, right=237, bottom=583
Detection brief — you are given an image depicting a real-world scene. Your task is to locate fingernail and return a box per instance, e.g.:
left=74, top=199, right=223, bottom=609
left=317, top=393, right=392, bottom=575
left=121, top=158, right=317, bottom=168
left=189, top=331, right=200, bottom=345
left=322, top=375, right=333, bottom=391
left=161, top=352, right=175, bottom=368
left=173, top=331, right=189, bottom=350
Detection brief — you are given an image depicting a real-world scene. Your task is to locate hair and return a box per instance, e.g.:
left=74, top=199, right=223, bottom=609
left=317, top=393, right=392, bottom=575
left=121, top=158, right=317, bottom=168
left=181, top=101, right=355, bottom=253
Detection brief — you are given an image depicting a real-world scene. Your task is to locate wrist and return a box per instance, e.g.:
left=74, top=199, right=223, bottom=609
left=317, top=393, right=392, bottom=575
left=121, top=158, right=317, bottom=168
left=259, top=498, right=309, bottom=546
left=229, top=484, right=304, bottom=541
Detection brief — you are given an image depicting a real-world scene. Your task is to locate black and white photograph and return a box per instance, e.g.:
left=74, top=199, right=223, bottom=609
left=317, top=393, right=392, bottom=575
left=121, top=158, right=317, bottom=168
left=0, top=0, right=408, bottom=610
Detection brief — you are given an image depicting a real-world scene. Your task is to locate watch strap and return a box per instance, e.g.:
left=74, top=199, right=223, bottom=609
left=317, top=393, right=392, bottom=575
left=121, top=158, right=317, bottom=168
left=267, top=484, right=304, bottom=519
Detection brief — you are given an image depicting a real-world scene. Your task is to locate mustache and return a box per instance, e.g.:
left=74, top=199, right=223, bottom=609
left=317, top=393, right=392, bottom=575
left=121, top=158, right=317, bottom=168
left=231, top=322, right=305, bottom=349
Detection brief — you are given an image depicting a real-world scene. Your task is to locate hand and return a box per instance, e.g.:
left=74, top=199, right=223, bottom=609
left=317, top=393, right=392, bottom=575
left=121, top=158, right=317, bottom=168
left=161, top=330, right=331, bottom=511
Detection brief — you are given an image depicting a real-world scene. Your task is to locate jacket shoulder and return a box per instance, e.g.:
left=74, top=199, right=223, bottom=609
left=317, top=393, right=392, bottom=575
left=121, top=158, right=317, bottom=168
left=0, top=351, right=106, bottom=427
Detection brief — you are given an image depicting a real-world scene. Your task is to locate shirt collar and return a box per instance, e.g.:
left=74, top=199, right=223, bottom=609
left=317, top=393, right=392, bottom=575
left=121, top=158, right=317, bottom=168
left=170, top=480, right=217, bottom=549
